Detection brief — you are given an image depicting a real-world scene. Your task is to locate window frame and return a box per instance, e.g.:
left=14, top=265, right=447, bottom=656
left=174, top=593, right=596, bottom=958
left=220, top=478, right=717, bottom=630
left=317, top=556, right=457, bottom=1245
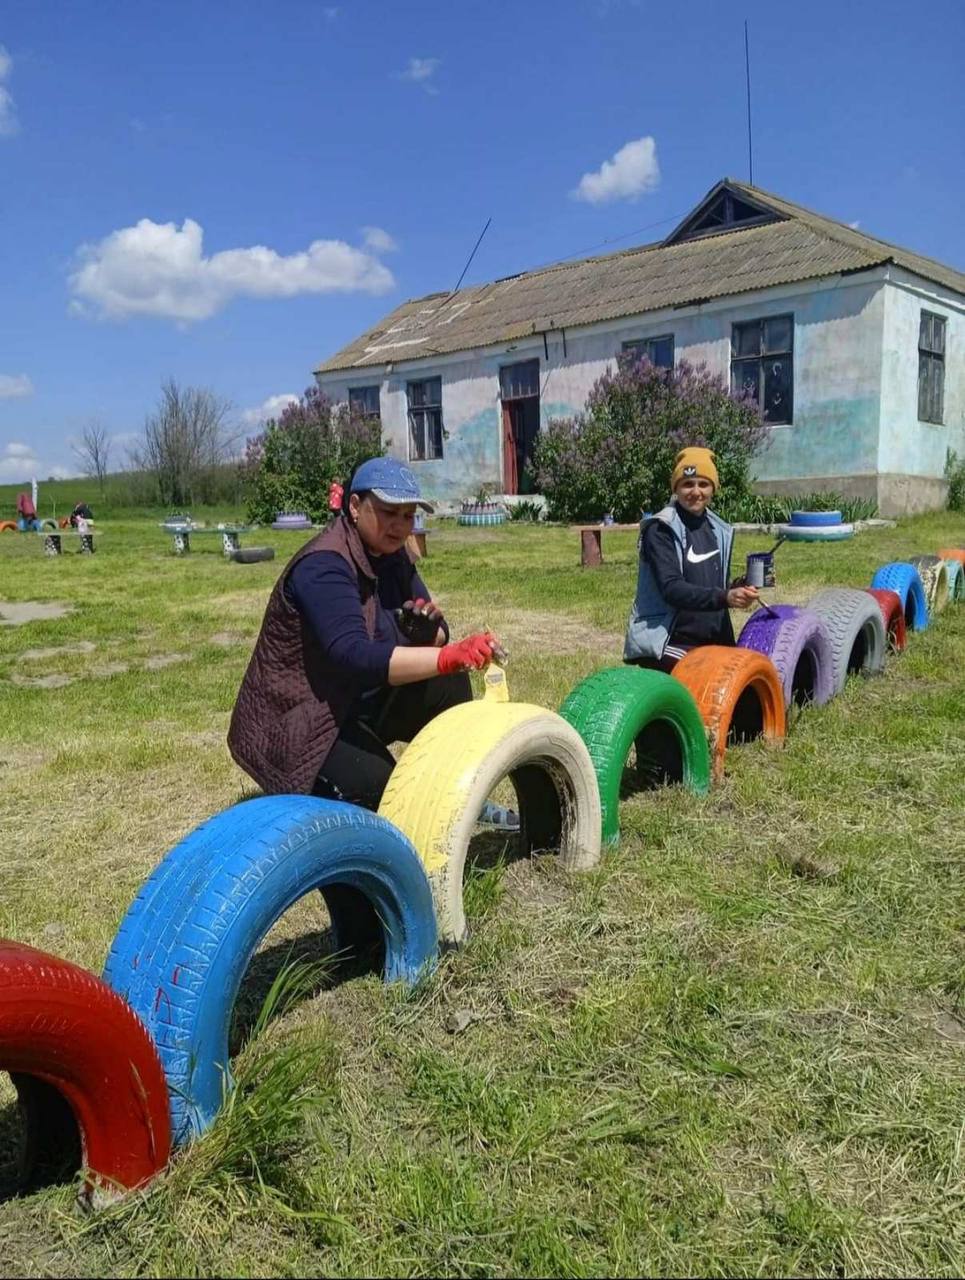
left=918, top=310, right=946, bottom=425
left=348, top=384, right=382, bottom=423
left=622, top=334, right=675, bottom=369
left=406, top=376, right=445, bottom=462
left=730, top=314, right=794, bottom=425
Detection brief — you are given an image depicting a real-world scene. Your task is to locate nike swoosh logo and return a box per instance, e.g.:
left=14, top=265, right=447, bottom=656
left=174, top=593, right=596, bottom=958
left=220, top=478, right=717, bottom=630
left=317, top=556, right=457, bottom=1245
left=686, top=545, right=720, bottom=564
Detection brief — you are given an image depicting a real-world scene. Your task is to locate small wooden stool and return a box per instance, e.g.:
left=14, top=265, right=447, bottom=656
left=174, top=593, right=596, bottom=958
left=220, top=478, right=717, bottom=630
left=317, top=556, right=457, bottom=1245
left=575, top=523, right=639, bottom=566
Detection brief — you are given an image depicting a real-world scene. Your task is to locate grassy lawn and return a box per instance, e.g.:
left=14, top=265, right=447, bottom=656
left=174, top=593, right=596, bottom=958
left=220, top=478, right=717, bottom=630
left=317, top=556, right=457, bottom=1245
left=1, top=512, right=963, bottom=1277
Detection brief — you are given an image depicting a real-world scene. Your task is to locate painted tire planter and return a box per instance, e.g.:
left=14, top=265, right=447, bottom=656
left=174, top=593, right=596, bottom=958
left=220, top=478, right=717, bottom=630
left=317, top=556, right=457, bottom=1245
left=104, top=796, right=438, bottom=1144
left=908, top=555, right=950, bottom=615
left=869, top=562, right=929, bottom=632
left=671, top=646, right=785, bottom=781
left=806, top=588, right=886, bottom=693
left=937, top=547, right=965, bottom=570
left=458, top=510, right=506, bottom=527
left=941, top=558, right=964, bottom=603
left=737, top=604, right=835, bottom=708
left=560, top=666, right=710, bottom=846
left=379, top=702, right=601, bottom=947
left=778, top=522, right=854, bottom=542
left=0, top=941, right=171, bottom=1202
left=789, top=510, right=843, bottom=527
left=866, top=588, right=908, bottom=653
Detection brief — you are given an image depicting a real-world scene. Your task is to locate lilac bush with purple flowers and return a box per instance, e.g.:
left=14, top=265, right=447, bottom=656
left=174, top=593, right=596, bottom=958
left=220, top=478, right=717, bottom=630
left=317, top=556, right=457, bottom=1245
left=241, top=385, right=382, bottom=524
left=535, top=353, right=769, bottom=523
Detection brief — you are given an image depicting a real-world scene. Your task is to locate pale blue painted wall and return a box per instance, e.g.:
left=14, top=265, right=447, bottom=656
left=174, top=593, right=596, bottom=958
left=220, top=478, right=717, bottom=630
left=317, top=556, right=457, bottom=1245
left=315, top=269, right=962, bottom=504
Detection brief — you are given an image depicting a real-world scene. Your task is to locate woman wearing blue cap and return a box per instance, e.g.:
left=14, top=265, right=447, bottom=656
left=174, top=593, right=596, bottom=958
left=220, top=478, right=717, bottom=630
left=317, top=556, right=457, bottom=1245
left=229, top=456, right=511, bottom=819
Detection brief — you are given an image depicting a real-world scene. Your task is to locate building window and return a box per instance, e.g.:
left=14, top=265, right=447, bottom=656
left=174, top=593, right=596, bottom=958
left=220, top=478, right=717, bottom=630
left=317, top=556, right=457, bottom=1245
left=622, top=334, right=675, bottom=369
left=731, top=315, right=793, bottom=424
left=407, top=377, right=444, bottom=461
left=348, top=385, right=381, bottom=423
left=918, top=311, right=945, bottom=424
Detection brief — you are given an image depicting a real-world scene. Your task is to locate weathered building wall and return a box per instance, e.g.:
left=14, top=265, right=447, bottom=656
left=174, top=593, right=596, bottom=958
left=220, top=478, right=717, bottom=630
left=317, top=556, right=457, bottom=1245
left=876, top=268, right=965, bottom=514
left=316, top=265, right=961, bottom=511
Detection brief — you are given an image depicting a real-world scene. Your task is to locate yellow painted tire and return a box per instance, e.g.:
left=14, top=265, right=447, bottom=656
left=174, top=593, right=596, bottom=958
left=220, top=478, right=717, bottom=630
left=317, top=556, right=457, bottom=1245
left=378, top=702, right=602, bottom=946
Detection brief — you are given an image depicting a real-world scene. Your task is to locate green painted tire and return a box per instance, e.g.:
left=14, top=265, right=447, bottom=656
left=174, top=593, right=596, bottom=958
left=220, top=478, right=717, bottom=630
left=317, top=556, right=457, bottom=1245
left=560, top=666, right=710, bottom=846
left=941, top=558, right=964, bottom=603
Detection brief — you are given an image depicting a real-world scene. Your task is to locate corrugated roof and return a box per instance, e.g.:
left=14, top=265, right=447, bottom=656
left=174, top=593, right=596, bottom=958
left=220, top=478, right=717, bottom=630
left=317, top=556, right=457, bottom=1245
left=315, top=179, right=965, bottom=374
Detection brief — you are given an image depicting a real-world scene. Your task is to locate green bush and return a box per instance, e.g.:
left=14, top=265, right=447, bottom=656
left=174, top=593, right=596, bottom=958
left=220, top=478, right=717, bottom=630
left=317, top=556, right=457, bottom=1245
left=241, top=386, right=382, bottom=525
left=713, top=491, right=878, bottom=524
left=534, top=354, right=768, bottom=523
left=945, top=449, right=965, bottom=513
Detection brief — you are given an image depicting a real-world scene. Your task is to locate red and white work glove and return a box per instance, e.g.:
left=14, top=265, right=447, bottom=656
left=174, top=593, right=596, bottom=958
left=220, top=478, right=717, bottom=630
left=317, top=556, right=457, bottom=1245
left=437, top=632, right=496, bottom=675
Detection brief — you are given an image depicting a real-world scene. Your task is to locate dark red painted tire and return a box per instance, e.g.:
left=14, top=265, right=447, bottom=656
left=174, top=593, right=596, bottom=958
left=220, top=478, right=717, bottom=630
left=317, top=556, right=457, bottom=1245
left=866, top=588, right=907, bottom=653
left=0, top=941, right=171, bottom=1201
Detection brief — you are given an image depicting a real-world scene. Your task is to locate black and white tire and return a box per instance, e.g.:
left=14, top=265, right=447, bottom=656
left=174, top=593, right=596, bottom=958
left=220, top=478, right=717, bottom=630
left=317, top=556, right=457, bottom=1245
left=230, top=546, right=276, bottom=564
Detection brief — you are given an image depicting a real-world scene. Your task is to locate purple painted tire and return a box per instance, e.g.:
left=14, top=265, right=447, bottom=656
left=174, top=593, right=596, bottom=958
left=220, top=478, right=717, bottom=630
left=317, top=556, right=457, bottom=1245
left=737, top=604, right=835, bottom=709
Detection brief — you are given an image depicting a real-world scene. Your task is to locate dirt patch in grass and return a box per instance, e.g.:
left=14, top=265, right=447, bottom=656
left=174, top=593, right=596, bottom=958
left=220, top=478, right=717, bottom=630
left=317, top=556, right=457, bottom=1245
left=210, top=630, right=248, bottom=647
left=90, top=661, right=130, bottom=678
left=0, top=601, right=74, bottom=626
left=20, top=642, right=96, bottom=661
left=496, top=607, right=622, bottom=654
left=8, top=673, right=74, bottom=689
left=144, top=653, right=189, bottom=670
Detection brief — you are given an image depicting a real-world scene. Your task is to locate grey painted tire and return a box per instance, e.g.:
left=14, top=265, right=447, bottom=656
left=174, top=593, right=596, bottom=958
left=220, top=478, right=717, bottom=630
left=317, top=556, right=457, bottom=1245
left=806, top=588, right=886, bottom=693
left=230, top=546, right=276, bottom=564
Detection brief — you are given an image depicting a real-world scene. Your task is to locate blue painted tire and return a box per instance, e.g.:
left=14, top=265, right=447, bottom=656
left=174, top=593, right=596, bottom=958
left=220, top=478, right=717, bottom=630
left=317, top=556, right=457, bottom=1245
left=870, top=562, right=929, bottom=631
left=942, top=558, right=964, bottom=603
left=779, top=523, right=854, bottom=542
left=789, top=510, right=843, bottom=527
left=103, top=795, right=438, bottom=1143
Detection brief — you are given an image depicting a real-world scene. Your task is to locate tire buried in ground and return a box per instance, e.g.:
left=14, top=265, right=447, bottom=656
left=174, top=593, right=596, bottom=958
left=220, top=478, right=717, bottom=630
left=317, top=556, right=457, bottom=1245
left=230, top=546, right=276, bottom=564
left=560, top=666, right=710, bottom=845
left=870, top=562, right=929, bottom=632
left=103, top=796, right=438, bottom=1143
left=378, top=703, right=601, bottom=947
left=737, top=605, right=835, bottom=709
left=940, top=558, right=963, bottom=604
left=0, top=941, right=171, bottom=1202
left=908, top=555, right=950, bottom=615
left=670, top=646, right=785, bottom=781
left=807, top=588, right=887, bottom=693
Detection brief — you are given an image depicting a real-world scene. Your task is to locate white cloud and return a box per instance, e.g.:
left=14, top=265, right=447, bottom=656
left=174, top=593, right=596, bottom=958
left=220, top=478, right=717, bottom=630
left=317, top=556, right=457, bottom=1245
left=572, top=135, right=660, bottom=205
left=848, top=219, right=861, bottom=229
left=0, top=45, right=17, bottom=137
left=362, top=226, right=398, bottom=253
left=0, top=440, right=79, bottom=482
left=241, top=392, right=299, bottom=426
left=0, top=373, right=33, bottom=398
left=398, top=57, right=440, bottom=94
left=323, top=6, right=339, bottom=18
left=68, top=218, right=396, bottom=323
left=4, top=441, right=34, bottom=458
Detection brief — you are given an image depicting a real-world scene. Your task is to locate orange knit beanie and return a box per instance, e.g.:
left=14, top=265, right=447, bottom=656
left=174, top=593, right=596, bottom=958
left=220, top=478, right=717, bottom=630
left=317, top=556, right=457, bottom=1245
left=671, top=446, right=720, bottom=493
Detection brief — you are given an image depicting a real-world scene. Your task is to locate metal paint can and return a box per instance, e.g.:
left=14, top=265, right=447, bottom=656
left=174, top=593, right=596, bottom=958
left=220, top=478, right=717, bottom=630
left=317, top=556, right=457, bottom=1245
left=746, top=551, right=776, bottom=588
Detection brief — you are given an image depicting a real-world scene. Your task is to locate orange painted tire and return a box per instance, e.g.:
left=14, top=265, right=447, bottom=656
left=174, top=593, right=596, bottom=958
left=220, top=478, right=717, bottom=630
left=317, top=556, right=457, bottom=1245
left=0, top=521, right=15, bottom=532
left=58, top=517, right=71, bottom=529
left=671, top=645, right=786, bottom=781
left=938, top=548, right=965, bottom=568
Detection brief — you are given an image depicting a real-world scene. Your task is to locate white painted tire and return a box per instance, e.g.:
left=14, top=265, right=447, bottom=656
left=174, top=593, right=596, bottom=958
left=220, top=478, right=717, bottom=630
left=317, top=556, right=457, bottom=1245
left=807, top=587, right=886, bottom=693
left=379, top=703, right=602, bottom=946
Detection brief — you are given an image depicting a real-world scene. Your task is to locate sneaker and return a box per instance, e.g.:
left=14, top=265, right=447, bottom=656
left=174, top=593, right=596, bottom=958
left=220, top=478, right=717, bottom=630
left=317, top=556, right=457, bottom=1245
left=478, top=801, right=520, bottom=832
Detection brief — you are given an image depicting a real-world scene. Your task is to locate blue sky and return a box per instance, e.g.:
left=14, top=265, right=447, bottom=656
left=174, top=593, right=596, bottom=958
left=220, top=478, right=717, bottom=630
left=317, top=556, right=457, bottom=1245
left=1, top=0, right=962, bottom=482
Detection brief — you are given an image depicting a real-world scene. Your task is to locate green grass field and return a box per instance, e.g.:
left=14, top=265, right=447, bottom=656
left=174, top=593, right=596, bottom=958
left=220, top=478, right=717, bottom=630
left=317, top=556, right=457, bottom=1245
left=1, top=513, right=964, bottom=1278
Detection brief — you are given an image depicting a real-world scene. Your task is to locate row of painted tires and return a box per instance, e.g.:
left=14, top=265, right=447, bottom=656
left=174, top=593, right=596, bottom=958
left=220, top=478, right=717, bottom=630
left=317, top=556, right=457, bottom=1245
left=0, top=519, right=68, bottom=532
left=2, top=550, right=962, bottom=1200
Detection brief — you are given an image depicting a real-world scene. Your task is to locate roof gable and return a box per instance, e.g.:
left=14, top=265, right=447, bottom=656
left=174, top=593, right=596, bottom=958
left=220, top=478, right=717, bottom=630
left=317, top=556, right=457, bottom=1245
left=663, top=180, right=783, bottom=245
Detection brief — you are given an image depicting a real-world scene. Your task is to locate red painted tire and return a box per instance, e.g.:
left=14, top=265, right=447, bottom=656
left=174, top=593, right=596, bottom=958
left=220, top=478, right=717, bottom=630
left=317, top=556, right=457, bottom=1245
left=0, top=941, right=171, bottom=1201
left=866, top=588, right=907, bottom=653
left=0, top=521, right=16, bottom=533
left=58, top=517, right=71, bottom=529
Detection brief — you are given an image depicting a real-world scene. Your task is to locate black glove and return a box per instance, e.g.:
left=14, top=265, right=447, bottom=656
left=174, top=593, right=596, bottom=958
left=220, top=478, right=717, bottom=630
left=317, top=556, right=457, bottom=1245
left=395, top=598, right=445, bottom=646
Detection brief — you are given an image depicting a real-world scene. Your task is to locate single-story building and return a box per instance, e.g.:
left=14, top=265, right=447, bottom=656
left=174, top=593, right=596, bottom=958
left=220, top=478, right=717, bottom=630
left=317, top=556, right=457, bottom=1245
left=314, top=179, right=965, bottom=516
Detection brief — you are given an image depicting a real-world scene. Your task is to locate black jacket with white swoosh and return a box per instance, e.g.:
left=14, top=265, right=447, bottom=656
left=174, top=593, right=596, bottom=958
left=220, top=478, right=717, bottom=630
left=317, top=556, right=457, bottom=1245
left=641, top=505, right=734, bottom=648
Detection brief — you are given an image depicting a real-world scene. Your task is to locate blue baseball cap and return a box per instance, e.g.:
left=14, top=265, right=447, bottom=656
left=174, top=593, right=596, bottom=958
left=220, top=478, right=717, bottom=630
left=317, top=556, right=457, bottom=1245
left=349, top=457, right=434, bottom=512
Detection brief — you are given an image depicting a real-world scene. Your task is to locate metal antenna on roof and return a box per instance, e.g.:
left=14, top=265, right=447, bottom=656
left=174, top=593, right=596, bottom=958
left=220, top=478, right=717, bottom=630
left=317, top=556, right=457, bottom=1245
left=449, top=217, right=492, bottom=297
left=744, top=20, right=754, bottom=185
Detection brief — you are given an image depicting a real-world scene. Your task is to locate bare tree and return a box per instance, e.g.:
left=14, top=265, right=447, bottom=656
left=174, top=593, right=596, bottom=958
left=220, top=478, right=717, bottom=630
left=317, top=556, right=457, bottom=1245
left=71, top=420, right=113, bottom=495
left=130, top=379, right=237, bottom=506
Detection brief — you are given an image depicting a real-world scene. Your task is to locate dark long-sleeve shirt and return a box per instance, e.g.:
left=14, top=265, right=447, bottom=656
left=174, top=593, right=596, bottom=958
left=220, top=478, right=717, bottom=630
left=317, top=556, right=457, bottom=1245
left=641, top=507, right=734, bottom=648
left=284, top=549, right=440, bottom=688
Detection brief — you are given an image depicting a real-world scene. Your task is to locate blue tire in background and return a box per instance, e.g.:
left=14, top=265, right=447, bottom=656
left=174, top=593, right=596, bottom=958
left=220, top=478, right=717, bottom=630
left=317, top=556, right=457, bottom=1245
left=789, top=510, right=843, bottom=527
left=870, top=562, right=929, bottom=632
left=103, top=796, right=438, bottom=1143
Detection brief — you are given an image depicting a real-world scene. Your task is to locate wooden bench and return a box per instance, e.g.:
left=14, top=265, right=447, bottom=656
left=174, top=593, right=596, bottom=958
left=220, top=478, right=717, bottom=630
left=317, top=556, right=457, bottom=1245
left=575, top=523, right=640, bottom=567
left=37, top=529, right=100, bottom=556
left=406, top=529, right=433, bottom=560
